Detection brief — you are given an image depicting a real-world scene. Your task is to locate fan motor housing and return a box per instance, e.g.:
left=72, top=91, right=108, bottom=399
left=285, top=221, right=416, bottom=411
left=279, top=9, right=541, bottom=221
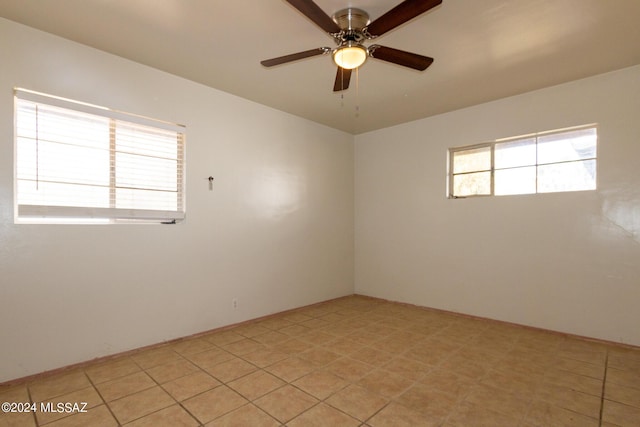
left=332, top=8, right=370, bottom=31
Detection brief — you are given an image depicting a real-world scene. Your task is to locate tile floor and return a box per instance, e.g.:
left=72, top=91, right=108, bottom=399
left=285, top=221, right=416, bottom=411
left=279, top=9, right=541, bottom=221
left=1, top=295, right=640, bottom=426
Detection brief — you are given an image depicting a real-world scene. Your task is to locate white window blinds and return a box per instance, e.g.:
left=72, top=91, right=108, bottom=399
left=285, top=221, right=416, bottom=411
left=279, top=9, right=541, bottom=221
left=15, top=89, right=185, bottom=223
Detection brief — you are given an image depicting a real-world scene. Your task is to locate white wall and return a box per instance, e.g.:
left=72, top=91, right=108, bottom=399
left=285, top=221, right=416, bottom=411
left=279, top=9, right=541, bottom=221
left=0, top=18, right=354, bottom=382
left=355, top=65, right=640, bottom=346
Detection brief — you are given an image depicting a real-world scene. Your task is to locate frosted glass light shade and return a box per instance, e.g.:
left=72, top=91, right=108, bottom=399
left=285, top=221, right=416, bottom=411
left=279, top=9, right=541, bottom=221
left=333, top=45, right=367, bottom=69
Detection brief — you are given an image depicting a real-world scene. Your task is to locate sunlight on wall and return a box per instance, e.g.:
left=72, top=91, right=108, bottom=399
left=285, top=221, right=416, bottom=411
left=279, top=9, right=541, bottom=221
left=250, top=169, right=306, bottom=220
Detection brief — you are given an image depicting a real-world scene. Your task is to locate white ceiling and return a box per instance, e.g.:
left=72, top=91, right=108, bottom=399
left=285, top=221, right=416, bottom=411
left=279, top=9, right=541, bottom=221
left=1, top=0, right=640, bottom=134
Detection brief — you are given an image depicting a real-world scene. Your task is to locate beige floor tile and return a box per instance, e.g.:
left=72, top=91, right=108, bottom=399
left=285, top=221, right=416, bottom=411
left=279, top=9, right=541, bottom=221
left=43, top=404, right=117, bottom=427
left=280, top=312, right=314, bottom=324
left=445, top=401, right=522, bottom=427
left=524, top=400, right=599, bottom=427
left=204, top=357, right=257, bottom=383
left=29, top=371, right=91, bottom=402
left=8, top=296, right=640, bottom=427
left=35, top=386, right=103, bottom=425
left=318, top=312, right=349, bottom=325
left=231, top=324, right=271, bottom=339
left=123, top=404, right=198, bottom=427
left=255, top=317, right=295, bottom=331
left=382, top=357, right=431, bottom=381
left=376, top=333, right=424, bottom=354
left=558, top=347, right=607, bottom=366
left=395, top=383, right=457, bottom=419
left=145, top=359, right=200, bottom=384
left=323, top=337, right=365, bottom=355
left=275, top=338, right=314, bottom=355
left=509, top=344, right=558, bottom=363
left=345, top=331, right=383, bottom=347
left=325, top=384, right=388, bottom=422
left=401, top=345, right=450, bottom=366
left=543, top=369, right=603, bottom=397
left=203, top=330, right=245, bottom=347
left=438, top=356, right=490, bottom=381
left=608, top=348, right=640, bottom=371
left=359, top=323, right=398, bottom=338
left=463, top=384, right=530, bottom=421
left=292, top=370, right=348, bottom=400
left=535, top=383, right=602, bottom=419
left=324, top=357, right=373, bottom=382
left=252, top=330, right=290, bottom=346
left=161, top=371, right=220, bottom=401
left=349, top=347, right=394, bottom=367
left=300, top=318, right=331, bottom=330
left=0, top=410, right=37, bottom=427
left=170, top=338, right=215, bottom=356
left=228, top=371, right=285, bottom=401
left=605, top=381, right=640, bottom=408
left=288, top=403, right=360, bottom=427
left=298, top=329, right=335, bottom=345
left=85, top=358, right=141, bottom=384
left=299, top=305, right=333, bottom=318
left=264, top=357, right=316, bottom=383
left=368, top=402, right=441, bottom=427
left=357, top=369, right=414, bottom=399
left=204, top=404, right=279, bottom=427
left=493, top=354, right=548, bottom=377
left=221, top=339, right=266, bottom=356
left=95, top=371, right=156, bottom=402
left=107, top=386, right=175, bottom=424
left=253, top=385, right=318, bottom=423
left=182, top=385, right=248, bottom=424
left=602, top=399, right=640, bottom=426
left=449, top=347, right=502, bottom=367
left=606, top=367, right=640, bottom=389
left=480, top=369, right=543, bottom=399
left=185, top=348, right=234, bottom=370
left=555, top=356, right=605, bottom=379
left=299, top=348, right=342, bottom=367
left=241, top=349, right=288, bottom=368
left=279, top=324, right=312, bottom=337
left=420, top=368, right=475, bottom=400
left=0, top=385, right=30, bottom=403
left=130, top=347, right=182, bottom=370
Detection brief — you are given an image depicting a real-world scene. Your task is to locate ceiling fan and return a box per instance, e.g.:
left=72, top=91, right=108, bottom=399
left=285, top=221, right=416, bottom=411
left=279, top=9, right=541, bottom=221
left=261, top=0, right=442, bottom=92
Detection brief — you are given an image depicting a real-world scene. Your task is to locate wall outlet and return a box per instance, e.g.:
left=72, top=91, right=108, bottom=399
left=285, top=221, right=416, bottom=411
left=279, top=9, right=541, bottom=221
left=232, top=298, right=238, bottom=309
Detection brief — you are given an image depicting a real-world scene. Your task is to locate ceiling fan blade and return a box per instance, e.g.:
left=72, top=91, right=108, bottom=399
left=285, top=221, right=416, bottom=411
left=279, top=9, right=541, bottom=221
left=366, top=0, right=442, bottom=37
left=369, top=45, right=433, bottom=70
left=261, top=48, right=329, bottom=67
left=285, top=0, right=341, bottom=33
left=333, top=67, right=352, bottom=92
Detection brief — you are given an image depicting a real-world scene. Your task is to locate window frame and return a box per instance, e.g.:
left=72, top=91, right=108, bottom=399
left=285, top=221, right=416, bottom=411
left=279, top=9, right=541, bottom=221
left=447, top=125, right=597, bottom=199
left=14, top=88, right=186, bottom=224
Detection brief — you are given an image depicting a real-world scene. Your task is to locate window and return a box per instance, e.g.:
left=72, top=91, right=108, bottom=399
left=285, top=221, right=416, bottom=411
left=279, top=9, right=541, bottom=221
left=448, top=126, right=597, bottom=198
left=14, top=89, right=185, bottom=223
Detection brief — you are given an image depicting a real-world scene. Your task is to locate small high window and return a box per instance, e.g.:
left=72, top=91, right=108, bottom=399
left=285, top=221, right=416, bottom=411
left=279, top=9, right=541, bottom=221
left=449, top=126, right=597, bottom=198
left=14, top=89, right=185, bottom=223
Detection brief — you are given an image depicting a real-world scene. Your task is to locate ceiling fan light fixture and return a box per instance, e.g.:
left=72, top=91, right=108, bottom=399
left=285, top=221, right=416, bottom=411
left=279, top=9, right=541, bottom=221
left=332, top=43, right=367, bottom=69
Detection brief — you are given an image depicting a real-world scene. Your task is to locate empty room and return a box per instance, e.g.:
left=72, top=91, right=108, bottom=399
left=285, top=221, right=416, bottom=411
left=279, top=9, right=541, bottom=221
left=1, top=0, right=639, bottom=426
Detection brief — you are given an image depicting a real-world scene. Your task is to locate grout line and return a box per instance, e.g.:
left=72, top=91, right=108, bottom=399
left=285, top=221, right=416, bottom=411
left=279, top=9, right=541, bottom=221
left=83, top=371, right=121, bottom=426
left=25, top=386, right=39, bottom=427
left=598, top=350, right=609, bottom=427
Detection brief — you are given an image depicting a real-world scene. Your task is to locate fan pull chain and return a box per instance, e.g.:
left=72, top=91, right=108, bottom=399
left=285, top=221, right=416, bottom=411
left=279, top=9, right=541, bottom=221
left=355, top=67, right=360, bottom=118
left=340, top=68, right=345, bottom=108
left=35, top=105, right=40, bottom=190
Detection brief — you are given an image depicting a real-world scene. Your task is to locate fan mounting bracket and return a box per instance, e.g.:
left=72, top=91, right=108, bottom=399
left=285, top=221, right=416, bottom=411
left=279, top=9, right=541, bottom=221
left=330, top=7, right=374, bottom=45
left=332, top=8, right=370, bottom=31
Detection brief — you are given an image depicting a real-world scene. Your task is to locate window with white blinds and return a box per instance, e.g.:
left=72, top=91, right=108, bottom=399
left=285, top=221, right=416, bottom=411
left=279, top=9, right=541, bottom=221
left=14, top=89, right=185, bottom=223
